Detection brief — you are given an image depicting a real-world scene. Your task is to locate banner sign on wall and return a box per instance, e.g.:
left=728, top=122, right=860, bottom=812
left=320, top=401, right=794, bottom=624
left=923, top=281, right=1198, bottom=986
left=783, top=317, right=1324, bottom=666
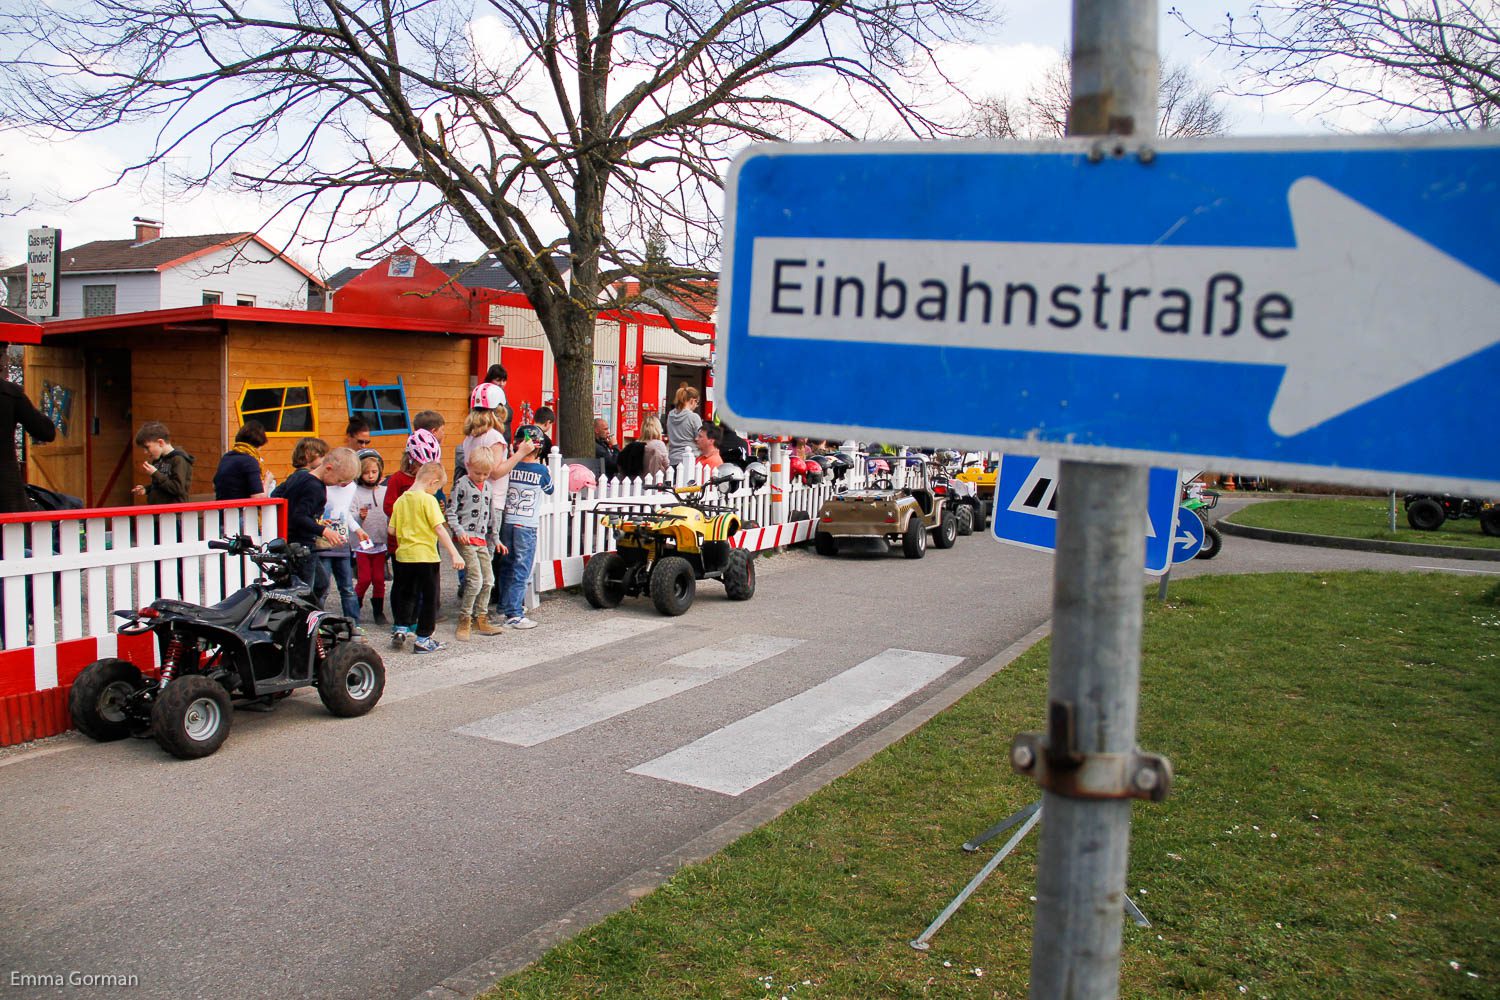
left=26, top=228, right=61, bottom=318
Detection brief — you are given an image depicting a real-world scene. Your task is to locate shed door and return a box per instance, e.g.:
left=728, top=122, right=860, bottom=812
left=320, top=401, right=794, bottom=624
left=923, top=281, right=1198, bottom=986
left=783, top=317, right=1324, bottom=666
left=22, top=346, right=87, bottom=501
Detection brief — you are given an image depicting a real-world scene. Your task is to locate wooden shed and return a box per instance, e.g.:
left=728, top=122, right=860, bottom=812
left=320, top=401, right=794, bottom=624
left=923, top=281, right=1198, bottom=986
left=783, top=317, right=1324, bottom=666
left=22, top=305, right=498, bottom=507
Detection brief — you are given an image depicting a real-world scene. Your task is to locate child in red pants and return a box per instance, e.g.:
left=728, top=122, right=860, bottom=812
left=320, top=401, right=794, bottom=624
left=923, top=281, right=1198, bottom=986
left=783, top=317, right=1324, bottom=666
left=352, top=449, right=390, bottom=624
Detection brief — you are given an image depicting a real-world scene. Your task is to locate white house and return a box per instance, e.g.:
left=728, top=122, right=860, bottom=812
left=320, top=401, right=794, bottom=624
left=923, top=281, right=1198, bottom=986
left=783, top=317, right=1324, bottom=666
left=1, top=219, right=322, bottom=320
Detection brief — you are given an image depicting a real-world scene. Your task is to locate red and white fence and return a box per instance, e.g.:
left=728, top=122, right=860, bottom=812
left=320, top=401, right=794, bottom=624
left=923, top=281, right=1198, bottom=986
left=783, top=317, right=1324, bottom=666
left=0, top=499, right=284, bottom=745
left=0, top=447, right=867, bottom=747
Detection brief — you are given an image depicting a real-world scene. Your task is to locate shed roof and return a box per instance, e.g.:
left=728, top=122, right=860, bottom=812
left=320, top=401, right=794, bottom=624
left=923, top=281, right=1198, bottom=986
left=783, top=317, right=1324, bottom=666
left=28, top=303, right=501, bottom=341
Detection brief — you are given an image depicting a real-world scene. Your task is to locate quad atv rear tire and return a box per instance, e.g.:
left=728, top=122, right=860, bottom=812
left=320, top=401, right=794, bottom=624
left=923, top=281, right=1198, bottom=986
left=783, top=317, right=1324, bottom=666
left=814, top=531, right=839, bottom=556
left=933, top=511, right=957, bottom=549
left=901, top=517, right=927, bottom=559
left=583, top=551, right=628, bottom=608
left=1406, top=497, right=1445, bottom=531
left=1482, top=510, right=1500, bottom=537
left=650, top=556, right=697, bottom=616
left=723, top=549, right=756, bottom=601
left=317, top=642, right=386, bottom=717
left=1196, top=522, right=1223, bottom=559
left=789, top=509, right=810, bottom=523
left=151, top=675, right=232, bottom=759
left=69, top=658, right=144, bottom=742
left=954, top=506, right=974, bottom=536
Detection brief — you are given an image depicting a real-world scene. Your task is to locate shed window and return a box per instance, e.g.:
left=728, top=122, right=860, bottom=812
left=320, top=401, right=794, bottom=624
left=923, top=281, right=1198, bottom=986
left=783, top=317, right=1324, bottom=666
left=82, top=284, right=116, bottom=317
left=345, top=378, right=410, bottom=434
left=238, top=380, right=316, bottom=435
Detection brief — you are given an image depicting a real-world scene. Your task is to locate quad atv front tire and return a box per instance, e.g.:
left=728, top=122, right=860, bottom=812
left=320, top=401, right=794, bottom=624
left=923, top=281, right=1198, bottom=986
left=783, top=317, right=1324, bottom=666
left=954, top=506, right=974, bottom=536
left=583, top=551, right=629, bottom=609
left=650, top=556, right=697, bottom=616
left=151, top=676, right=232, bottom=759
left=933, top=511, right=957, bottom=549
left=1482, top=510, right=1500, bottom=537
left=1406, top=497, right=1446, bottom=531
left=317, top=642, right=386, bottom=717
left=814, top=531, right=839, bottom=556
left=901, top=517, right=927, bottom=559
left=1196, top=522, right=1223, bottom=559
left=70, top=658, right=145, bottom=742
left=723, top=549, right=756, bottom=601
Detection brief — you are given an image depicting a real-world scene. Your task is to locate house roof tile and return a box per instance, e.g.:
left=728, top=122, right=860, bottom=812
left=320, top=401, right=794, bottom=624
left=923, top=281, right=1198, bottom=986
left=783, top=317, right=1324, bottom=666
left=0, top=232, right=325, bottom=286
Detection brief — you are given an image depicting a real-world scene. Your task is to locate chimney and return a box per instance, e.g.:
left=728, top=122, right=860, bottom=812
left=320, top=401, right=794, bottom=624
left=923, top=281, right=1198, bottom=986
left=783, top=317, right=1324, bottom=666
left=132, top=217, right=163, bottom=243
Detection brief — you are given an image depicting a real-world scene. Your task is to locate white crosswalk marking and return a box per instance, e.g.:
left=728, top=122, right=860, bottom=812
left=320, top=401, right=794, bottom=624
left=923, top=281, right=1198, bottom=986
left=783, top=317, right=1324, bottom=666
left=382, top=618, right=671, bottom=704
left=455, top=634, right=805, bottom=747
left=628, top=648, right=964, bottom=796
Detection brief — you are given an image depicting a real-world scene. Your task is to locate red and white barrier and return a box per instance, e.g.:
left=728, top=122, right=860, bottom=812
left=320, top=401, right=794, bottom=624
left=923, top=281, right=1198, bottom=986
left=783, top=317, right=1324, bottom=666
left=0, top=499, right=283, bottom=747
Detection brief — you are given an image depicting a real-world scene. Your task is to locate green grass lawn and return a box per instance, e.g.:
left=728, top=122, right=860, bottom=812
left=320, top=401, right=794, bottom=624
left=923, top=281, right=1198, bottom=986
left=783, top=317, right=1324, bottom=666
left=1228, top=498, right=1500, bottom=551
left=483, top=573, right=1500, bottom=1000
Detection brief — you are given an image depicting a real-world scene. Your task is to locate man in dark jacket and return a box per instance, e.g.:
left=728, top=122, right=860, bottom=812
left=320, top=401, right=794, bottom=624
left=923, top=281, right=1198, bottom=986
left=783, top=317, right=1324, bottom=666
left=593, top=418, right=619, bottom=478
left=0, top=344, right=57, bottom=514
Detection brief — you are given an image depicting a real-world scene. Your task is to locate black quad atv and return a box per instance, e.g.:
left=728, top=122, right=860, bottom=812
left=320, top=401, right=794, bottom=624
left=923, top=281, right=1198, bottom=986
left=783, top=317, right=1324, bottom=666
left=582, top=476, right=755, bottom=616
left=68, top=535, right=386, bottom=759
left=1403, top=493, right=1499, bottom=535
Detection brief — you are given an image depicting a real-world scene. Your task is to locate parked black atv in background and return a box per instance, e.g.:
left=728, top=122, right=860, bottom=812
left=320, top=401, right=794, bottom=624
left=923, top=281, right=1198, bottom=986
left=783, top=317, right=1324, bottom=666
left=69, top=535, right=386, bottom=759
left=1403, top=493, right=1500, bottom=536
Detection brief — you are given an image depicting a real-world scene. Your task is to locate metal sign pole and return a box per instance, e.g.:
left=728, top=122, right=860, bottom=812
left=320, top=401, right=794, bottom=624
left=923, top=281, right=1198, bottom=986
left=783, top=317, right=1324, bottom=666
left=1022, top=4, right=1166, bottom=997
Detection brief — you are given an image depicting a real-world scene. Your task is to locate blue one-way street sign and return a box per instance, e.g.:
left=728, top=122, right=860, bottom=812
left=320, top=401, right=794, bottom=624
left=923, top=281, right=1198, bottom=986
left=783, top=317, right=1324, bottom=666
left=991, top=457, right=1181, bottom=574
left=717, top=135, right=1500, bottom=492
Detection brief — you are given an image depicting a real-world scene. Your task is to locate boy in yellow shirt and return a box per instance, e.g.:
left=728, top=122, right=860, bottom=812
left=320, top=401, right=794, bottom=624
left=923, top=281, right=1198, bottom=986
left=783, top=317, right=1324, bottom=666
left=388, top=461, right=465, bottom=653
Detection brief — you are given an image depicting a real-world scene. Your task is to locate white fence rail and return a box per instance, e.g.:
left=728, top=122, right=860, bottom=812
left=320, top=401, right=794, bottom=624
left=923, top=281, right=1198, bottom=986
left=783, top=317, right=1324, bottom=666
left=0, top=500, right=284, bottom=653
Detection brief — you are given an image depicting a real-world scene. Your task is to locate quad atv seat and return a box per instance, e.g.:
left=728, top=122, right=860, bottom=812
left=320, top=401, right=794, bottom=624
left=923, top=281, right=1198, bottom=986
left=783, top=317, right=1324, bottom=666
left=911, top=489, right=935, bottom=516
left=153, top=587, right=260, bottom=627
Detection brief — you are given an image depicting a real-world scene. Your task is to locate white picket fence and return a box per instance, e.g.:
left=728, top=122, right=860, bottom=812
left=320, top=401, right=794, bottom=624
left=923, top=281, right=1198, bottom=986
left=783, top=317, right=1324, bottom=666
left=0, top=499, right=284, bottom=655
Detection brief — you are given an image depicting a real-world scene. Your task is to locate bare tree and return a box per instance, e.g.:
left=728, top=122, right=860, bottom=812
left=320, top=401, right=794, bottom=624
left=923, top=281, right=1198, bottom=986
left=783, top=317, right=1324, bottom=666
left=1171, top=1, right=1500, bottom=130
left=971, top=55, right=1229, bottom=139
left=0, top=0, right=992, bottom=453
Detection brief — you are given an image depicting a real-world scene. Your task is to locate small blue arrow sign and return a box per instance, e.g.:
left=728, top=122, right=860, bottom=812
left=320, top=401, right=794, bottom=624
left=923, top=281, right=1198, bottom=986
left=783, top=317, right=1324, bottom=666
left=1172, top=507, right=1206, bottom=563
left=718, top=135, right=1500, bottom=493
left=991, top=456, right=1180, bottom=575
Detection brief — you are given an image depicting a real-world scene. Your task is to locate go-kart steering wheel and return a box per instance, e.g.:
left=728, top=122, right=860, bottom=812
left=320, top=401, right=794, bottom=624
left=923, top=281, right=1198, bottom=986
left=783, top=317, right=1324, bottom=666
left=872, top=476, right=894, bottom=489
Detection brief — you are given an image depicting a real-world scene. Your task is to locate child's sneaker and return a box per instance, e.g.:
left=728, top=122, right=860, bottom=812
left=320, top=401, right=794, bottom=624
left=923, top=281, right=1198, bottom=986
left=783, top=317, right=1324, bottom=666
left=505, top=616, right=538, bottom=630
left=412, top=635, right=446, bottom=654
left=390, top=627, right=410, bottom=650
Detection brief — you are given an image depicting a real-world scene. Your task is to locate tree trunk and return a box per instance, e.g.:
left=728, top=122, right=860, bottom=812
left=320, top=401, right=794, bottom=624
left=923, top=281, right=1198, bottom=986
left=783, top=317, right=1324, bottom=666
left=553, top=308, right=597, bottom=458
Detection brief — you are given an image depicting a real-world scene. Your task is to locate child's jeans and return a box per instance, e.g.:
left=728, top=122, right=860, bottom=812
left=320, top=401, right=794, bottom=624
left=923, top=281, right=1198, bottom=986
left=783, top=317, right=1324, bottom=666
left=456, top=540, right=495, bottom=617
left=321, top=553, right=360, bottom=620
left=355, top=550, right=387, bottom=600
left=496, top=523, right=538, bottom=620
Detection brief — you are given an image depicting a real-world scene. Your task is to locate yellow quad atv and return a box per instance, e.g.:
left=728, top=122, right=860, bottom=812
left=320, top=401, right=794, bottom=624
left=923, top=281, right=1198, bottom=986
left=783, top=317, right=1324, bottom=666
left=583, top=480, right=755, bottom=616
left=953, top=459, right=997, bottom=531
left=813, top=458, right=957, bottom=559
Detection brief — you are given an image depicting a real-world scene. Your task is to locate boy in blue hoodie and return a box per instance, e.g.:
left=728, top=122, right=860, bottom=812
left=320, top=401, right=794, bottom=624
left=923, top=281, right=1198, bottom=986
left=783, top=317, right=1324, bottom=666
left=494, top=427, right=554, bottom=629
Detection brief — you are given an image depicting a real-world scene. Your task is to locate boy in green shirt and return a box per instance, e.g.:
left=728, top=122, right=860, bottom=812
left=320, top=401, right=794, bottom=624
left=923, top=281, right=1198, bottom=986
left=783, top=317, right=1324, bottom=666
left=388, top=462, right=464, bottom=653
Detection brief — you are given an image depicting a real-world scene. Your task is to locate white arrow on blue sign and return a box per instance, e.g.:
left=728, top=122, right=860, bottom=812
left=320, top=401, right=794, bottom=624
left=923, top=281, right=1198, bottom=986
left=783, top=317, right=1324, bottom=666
left=991, top=456, right=1181, bottom=575
left=717, top=135, right=1500, bottom=493
left=1172, top=507, right=1206, bottom=563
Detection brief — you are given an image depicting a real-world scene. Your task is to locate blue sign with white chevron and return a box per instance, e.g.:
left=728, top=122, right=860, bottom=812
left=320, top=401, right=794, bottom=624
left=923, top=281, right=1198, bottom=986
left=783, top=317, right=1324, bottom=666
left=991, top=456, right=1181, bottom=575
left=716, top=136, right=1500, bottom=493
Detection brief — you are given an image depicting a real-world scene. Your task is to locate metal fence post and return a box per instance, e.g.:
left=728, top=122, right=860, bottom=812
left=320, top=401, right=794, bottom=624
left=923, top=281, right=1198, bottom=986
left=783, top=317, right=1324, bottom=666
left=1025, top=4, right=1161, bottom=998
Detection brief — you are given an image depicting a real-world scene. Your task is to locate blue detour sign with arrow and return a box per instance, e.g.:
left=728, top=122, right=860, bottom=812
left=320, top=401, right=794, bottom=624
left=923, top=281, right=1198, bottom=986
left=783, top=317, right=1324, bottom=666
left=1172, top=507, right=1206, bottom=563
left=717, top=135, right=1500, bottom=493
left=991, top=456, right=1181, bottom=575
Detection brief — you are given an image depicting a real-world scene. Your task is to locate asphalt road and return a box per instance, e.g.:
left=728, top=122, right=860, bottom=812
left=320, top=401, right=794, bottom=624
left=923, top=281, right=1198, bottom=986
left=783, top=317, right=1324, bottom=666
left=0, top=510, right=1490, bottom=1000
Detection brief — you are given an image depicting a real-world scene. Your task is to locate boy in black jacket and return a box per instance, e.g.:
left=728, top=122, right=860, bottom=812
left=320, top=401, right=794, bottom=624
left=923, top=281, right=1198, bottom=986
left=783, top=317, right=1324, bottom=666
left=131, top=421, right=195, bottom=504
left=272, top=448, right=358, bottom=590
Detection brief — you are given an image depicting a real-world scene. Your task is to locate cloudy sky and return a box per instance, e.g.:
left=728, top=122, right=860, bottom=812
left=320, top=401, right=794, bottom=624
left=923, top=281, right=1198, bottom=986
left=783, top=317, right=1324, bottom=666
left=0, top=1, right=1341, bottom=283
